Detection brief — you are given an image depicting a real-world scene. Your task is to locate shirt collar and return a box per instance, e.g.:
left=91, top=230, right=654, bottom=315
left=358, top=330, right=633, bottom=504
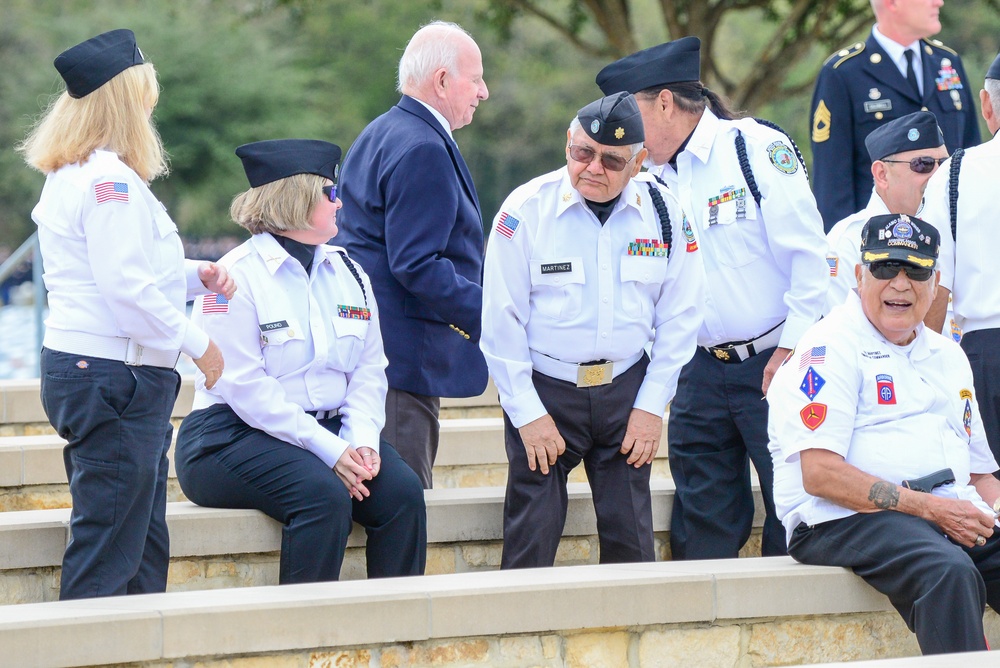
left=554, top=168, right=644, bottom=218
left=872, top=25, right=920, bottom=72
left=678, top=108, right=719, bottom=166
left=412, top=98, right=454, bottom=140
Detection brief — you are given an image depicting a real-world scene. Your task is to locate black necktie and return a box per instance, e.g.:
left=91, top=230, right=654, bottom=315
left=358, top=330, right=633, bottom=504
left=904, top=49, right=921, bottom=99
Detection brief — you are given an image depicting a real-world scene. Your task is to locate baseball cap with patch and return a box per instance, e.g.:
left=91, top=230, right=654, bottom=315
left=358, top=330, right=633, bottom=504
left=859, top=214, right=939, bottom=269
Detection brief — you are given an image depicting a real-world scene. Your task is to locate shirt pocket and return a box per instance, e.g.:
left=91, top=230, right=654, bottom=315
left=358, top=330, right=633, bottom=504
left=529, top=256, right=585, bottom=321
left=330, top=314, right=369, bottom=372
left=150, top=206, right=184, bottom=280
left=619, top=255, right=668, bottom=319
left=259, top=317, right=305, bottom=375
left=703, top=200, right=766, bottom=268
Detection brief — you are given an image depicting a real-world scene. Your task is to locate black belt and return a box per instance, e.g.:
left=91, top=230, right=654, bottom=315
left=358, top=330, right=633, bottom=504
left=703, top=320, right=784, bottom=364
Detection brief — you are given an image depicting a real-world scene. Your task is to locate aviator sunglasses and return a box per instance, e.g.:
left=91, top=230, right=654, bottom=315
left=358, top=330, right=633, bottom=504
left=568, top=144, right=639, bottom=172
left=880, top=156, right=948, bottom=174
left=868, top=260, right=934, bottom=282
left=321, top=184, right=338, bottom=202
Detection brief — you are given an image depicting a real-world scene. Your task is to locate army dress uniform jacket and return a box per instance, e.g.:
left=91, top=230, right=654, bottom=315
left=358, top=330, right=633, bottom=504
left=811, top=33, right=980, bottom=229
left=190, top=234, right=388, bottom=468
left=481, top=169, right=704, bottom=428
left=767, top=292, right=996, bottom=545
left=336, top=95, right=488, bottom=399
left=652, top=110, right=829, bottom=351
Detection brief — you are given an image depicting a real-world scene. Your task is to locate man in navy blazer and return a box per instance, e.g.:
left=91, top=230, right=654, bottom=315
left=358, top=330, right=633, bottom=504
left=336, top=21, right=490, bottom=488
left=810, top=0, right=979, bottom=231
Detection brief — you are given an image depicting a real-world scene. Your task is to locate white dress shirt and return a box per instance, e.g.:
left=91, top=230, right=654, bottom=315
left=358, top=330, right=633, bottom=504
left=824, top=191, right=890, bottom=314
left=481, top=168, right=704, bottom=428
left=33, top=149, right=209, bottom=359
left=191, top=233, right=388, bottom=467
left=652, top=110, right=829, bottom=349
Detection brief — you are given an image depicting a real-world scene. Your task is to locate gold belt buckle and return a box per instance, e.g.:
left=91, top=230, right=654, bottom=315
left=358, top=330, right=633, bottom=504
left=576, top=361, right=613, bottom=388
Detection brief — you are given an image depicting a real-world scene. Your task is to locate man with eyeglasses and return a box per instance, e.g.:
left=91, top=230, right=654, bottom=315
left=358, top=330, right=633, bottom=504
left=481, top=92, right=704, bottom=568
left=921, top=52, right=1000, bottom=467
left=768, top=213, right=1000, bottom=656
left=825, top=111, right=947, bottom=313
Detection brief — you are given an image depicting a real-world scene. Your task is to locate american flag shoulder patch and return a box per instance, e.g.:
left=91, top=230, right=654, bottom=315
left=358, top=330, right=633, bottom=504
left=202, top=293, right=229, bottom=314
left=495, top=212, right=521, bottom=240
left=94, top=181, right=130, bottom=205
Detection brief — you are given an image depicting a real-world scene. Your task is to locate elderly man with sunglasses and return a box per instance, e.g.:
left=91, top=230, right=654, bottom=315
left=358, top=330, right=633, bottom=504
left=768, top=213, right=1000, bottom=656
left=825, top=111, right=947, bottom=314
left=481, top=92, right=704, bottom=568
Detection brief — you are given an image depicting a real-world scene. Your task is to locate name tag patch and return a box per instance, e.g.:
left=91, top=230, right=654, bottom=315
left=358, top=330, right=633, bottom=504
left=259, top=320, right=289, bottom=332
left=540, top=262, right=573, bottom=274
left=864, top=100, right=892, bottom=113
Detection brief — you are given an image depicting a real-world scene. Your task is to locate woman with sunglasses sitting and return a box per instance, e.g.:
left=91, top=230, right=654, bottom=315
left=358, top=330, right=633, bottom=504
left=174, top=139, right=426, bottom=583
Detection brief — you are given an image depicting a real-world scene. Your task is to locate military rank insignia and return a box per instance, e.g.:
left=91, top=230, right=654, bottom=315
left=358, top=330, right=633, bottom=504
left=627, top=238, right=668, bottom=256
left=337, top=305, right=371, bottom=320
left=812, top=100, right=831, bottom=143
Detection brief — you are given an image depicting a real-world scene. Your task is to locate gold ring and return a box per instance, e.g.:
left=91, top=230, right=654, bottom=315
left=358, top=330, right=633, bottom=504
left=977, top=535, right=987, bottom=547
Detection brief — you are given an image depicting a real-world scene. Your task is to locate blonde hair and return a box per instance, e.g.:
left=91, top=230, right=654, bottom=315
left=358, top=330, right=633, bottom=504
left=229, top=173, right=325, bottom=235
left=17, top=63, right=168, bottom=182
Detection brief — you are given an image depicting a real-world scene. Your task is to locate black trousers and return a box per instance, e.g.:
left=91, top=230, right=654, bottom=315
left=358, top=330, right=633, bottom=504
left=501, top=355, right=655, bottom=569
left=667, top=346, right=785, bottom=559
left=961, top=329, right=1000, bottom=472
left=175, top=404, right=426, bottom=583
left=41, top=348, right=179, bottom=600
left=789, top=511, right=1000, bottom=655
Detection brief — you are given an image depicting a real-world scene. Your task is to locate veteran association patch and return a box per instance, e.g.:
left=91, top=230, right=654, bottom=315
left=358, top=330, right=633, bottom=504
left=768, top=141, right=798, bottom=175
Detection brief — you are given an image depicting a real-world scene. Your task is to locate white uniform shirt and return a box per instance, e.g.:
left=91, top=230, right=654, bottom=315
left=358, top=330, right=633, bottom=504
left=767, top=291, right=997, bottom=544
left=652, top=110, right=828, bottom=348
left=481, top=169, right=704, bottom=428
left=191, top=234, right=388, bottom=467
left=922, top=132, right=1000, bottom=333
left=32, top=150, right=209, bottom=357
left=824, top=192, right=890, bottom=314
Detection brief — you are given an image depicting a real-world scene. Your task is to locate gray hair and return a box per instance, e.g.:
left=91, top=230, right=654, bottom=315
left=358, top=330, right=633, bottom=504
left=986, top=78, right=1000, bottom=119
left=568, top=117, right=644, bottom=156
left=397, top=21, right=472, bottom=94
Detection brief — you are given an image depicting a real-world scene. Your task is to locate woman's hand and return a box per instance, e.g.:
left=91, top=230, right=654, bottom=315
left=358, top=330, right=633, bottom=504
left=198, top=262, right=236, bottom=299
left=194, top=339, right=224, bottom=389
left=334, top=447, right=374, bottom=501
left=356, top=446, right=381, bottom=477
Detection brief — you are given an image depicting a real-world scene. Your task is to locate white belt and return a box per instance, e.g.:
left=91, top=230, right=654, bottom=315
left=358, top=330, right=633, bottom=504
left=530, top=350, right=644, bottom=386
left=306, top=408, right=341, bottom=420
left=702, top=322, right=784, bottom=364
left=44, top=330, right=181, bottom=370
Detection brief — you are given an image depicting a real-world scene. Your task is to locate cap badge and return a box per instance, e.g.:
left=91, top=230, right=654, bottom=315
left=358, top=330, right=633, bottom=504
left=907, top=128, right=920, bottom=141
left=615, top=127, right=625, bottom=140
left=591, top=120, right=600, bottom=134
left=892, top=221, right=913, bottom=239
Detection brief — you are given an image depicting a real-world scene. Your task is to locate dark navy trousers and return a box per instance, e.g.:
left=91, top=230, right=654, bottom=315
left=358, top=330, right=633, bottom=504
left=790, top=511, right=1000, bottom=655
left=501, top=355, right=655, bottom=569
left=667, top=346, right=786, bottom=559
left=41, top=348, right=179, bottom=600
left=175, top=404, right=426, bottom=583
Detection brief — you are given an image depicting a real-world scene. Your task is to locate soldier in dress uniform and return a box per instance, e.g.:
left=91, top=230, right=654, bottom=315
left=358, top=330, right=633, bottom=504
left=810, top=0, right=980, bottom=231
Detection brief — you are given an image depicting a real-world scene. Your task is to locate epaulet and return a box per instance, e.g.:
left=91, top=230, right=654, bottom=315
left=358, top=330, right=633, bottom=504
left=825, top=42, right=865, bottom=69
left=923, top=38, right=958, bottom=56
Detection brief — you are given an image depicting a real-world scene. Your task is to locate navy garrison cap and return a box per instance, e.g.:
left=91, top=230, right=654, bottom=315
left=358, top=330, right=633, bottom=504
left=596, top=36, right=701, bottom=95
left=55, top=29, right=144, bottom=99
left=235, top=139, right=342, bottom=187
left=860, top=214, right=939, bottom=268
left=864, top=111, right=944, bottom=162
left=577, top=92, right=645, bottom=146
left=987, top=52, right=1000, bottom=80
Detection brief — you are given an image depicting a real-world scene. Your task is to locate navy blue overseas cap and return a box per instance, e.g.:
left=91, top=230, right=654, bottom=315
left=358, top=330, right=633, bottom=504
left=235, top=139, right=342, bottom=188
left=987, top=52, right=1000, bottom=80
left=860, top=214, right=940, bottom=268
left=577, top=92, right=645, bottom=146
left=864, top=111, right=944, bottom=162
left=54, top=29, right=145, bottom=99
left=596, top=36, right=701, bottom=95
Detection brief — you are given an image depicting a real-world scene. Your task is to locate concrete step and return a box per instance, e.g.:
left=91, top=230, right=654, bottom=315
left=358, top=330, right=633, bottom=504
left=0, top=480, right=767, bottom=605
left=2, top=556, right=975, bottom=668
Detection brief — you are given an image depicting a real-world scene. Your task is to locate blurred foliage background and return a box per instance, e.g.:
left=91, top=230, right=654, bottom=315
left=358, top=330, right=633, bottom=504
left=1, top=0, right=998, bottom=256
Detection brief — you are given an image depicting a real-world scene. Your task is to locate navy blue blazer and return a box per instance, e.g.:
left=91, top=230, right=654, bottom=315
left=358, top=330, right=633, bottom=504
left=810, top=34, right=980, bottom=231
left=336, top=96, right=489, bottom=398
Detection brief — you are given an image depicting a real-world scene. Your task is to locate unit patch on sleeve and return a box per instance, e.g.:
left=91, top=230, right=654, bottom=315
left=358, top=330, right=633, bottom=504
left=682, top=214, right=698, bottom=252
left=964, top=399, right=973, bottom=436
left=798, top=346, right=826, bottom=369
left=94, top=181, right=130, bottom=204
left=202, top=293, right=229, bottom=314
left=876, top=374, right=896, bottom=405
left=800, top=367, right=826, bottom=401
left=799, top=403, right=828, bottom=431
left=826, top=255, right=839, bottom=277
left=495, top=212, right=521, bottom=240
left=767, top=142, right=799, bottom=175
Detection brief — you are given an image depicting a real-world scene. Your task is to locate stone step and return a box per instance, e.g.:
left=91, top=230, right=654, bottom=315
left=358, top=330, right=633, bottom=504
left=0, top=480, right=767, bottom=605
left=0, top=417, right=673, bottom=509
left=0, top=555, right=966, bottom=668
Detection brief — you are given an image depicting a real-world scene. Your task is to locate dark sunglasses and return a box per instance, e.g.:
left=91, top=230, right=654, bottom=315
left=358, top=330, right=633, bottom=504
left=880, top=156, right=948, bottom=174
left=321, top=184, right=338, bottom=202
left=868, top=260, right=934, bottom=282
left=568, top=144, right=639, bottom=173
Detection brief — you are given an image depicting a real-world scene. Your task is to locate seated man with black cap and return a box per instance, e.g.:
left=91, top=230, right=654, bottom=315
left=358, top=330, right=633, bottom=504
left=825, top=111, right=948, bottom=313
left=481, top=92, right=704, bottom=568
left=768, top=214, right=1000, bottom=656
left=174, top=139, right=426, bottom=584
